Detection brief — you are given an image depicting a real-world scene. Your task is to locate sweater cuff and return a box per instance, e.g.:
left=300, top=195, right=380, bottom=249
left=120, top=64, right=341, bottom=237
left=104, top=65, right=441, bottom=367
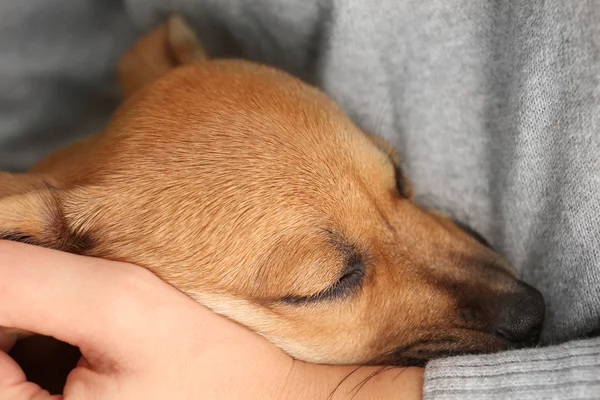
left=423, top=337, right=600, bottom=399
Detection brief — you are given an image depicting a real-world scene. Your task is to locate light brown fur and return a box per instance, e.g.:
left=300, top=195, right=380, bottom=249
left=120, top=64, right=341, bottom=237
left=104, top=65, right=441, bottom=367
left=0, top=17, right=543, bottom=367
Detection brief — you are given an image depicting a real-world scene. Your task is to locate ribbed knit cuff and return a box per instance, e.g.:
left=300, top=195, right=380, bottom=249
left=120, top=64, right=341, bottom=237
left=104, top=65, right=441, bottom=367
left=423, top=337, right=600, bottom=400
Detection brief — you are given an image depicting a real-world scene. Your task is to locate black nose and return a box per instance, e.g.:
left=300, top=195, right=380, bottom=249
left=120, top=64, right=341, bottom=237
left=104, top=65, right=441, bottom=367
left=492, top=281, right=545, bottom=345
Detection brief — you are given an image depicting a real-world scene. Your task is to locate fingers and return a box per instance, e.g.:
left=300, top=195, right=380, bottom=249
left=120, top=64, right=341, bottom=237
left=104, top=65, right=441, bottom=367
left=0, top=239, right=231, bottom=372
left=0, top=351, right=61, bottom=400
left=0, top=240, right=164, bottom=358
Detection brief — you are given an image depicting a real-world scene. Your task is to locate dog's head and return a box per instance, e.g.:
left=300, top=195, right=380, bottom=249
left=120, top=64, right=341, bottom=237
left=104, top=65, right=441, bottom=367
left=0, top=17, right=544, bottom=366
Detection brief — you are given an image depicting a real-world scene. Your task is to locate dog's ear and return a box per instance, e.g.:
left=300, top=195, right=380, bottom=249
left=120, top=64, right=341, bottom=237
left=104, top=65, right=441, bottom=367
left=117, top=16, right=207, bottom=99
left=363, top=132, right=414, bottom=199
left=0, top=174, right=92, bottom=254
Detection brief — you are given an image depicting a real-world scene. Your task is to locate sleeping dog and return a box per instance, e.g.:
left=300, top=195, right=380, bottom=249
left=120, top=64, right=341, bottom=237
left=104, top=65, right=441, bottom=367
left=0, top=17, right=544, bottom=371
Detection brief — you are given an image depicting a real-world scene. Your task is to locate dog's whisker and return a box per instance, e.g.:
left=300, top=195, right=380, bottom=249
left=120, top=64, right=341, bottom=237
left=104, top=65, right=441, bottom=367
left=350, top=365, right=395, bottom=399
left=373, top=97, right=394, bottom=137
left=328, top=337, right=454, bottom=400
left=392, top=366, right=412, bottom=382
left=327, top=347, right=399, bottom=400
left=327, top=337, right=461, bottom=399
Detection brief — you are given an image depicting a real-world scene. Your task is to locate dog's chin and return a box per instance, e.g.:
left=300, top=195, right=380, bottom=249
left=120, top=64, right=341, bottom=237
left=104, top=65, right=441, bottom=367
left=370, top=331, right=537, bottom=367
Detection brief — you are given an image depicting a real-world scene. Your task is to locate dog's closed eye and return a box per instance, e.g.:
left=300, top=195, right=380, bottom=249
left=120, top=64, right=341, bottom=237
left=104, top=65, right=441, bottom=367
left=281, top=254, right=366, bottom=305
left=393, top=164, right=409, bottom=198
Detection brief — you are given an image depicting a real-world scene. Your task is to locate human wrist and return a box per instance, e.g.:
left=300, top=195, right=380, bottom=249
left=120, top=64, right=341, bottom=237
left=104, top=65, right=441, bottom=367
left=285, top=360, right=424, bottom=400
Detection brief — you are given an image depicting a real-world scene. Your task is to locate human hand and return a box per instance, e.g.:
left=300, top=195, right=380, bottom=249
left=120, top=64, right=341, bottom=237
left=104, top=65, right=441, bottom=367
left=0, top=241, right=423, bottom=399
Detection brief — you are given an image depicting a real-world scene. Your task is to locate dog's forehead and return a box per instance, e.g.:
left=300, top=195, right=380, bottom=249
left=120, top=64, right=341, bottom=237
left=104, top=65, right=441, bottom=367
left=99, top=62, right=385, bottom=194
left=81, top=61, right=396, bottom=253
left=113, top=61, right=357, bottom=150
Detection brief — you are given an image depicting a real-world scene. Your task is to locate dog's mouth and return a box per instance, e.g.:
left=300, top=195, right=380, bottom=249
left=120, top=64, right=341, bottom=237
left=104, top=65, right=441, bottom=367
left=369, top=328, right=542, bottom=367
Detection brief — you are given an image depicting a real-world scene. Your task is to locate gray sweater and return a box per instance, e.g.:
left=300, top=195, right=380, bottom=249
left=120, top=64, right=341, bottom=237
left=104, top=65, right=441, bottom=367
left=1, top=1, right=599, bottom=398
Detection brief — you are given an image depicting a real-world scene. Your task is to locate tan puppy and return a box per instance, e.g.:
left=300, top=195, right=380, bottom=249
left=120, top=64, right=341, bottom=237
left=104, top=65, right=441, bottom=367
left=0, top=17, right=544, bottom=367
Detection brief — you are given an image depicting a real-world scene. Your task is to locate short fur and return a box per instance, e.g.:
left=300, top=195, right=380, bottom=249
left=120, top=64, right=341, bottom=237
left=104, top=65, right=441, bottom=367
left=0, top=17, right=543, bottom=368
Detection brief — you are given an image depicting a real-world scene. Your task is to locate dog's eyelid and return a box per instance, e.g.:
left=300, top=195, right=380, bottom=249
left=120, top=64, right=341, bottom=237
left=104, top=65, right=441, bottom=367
left=280, top=252, right=366, bottom=305
left=342, top=252, right=364, bottom=276
left=393, top=163, right=409, bottom=198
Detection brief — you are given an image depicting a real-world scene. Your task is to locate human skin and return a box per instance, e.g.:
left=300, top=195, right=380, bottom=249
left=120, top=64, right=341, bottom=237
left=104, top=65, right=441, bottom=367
left=0, top=241, right=424, bottom=399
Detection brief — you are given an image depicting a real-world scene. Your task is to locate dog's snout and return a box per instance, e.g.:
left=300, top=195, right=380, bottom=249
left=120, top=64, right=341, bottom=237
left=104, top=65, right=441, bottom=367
left=459, top=280, right=545, bottom=347
left=491, top=281, right=545, bottom=345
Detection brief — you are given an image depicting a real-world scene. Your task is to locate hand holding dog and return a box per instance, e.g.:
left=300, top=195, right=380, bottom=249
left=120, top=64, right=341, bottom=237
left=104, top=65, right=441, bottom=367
left=0, top=241, right=423, bottom=399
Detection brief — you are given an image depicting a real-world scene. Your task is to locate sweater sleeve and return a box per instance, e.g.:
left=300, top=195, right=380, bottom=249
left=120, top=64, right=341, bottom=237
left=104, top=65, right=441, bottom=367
left=423, top=337, right=600, bottom=400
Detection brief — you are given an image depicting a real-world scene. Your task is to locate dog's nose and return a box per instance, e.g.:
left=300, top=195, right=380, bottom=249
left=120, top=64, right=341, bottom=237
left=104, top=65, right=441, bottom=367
left=491, top=281, right=545, bottom=345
